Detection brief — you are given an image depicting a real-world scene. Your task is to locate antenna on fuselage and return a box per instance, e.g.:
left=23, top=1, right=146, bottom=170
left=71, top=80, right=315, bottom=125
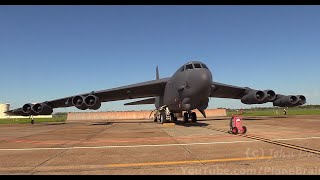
left=156, top=66, right=159, bottom=80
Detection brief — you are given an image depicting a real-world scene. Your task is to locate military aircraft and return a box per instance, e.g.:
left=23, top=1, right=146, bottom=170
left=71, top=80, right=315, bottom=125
left=6, top=61, right=306, bottom=123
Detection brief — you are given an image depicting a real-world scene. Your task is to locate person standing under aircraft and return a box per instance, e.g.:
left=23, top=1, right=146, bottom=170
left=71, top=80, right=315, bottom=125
left=283, top=108, right=287, bottom=115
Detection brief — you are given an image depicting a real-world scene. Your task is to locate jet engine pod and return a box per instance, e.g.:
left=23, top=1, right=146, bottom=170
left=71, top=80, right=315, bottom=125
left=264, top=90, right=276, bottom=102
left=84, top=95, right=101, bottom=110
left=241, top=90, right=266, bottom=104
left=273, top=95, right=299, bottom=107
left=32, top=103, right=53, bottom=115
left=22, top=103, right=33, bottom=114
left=295, top=95, right=306, bottom=106
left=72, top=95, right=88, bottom=110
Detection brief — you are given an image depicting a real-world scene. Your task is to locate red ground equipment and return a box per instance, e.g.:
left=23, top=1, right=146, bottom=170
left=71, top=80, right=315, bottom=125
left=230, top=115, right=247, bottom=135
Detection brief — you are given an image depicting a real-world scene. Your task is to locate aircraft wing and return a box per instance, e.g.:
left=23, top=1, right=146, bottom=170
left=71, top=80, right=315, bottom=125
left=210, top=81, right=306, bottom=107
left=124, top=98, right=155, bottom=106
left=210, top=82, right=247, bottom=99
left=6, top=78, right=169, bottom=116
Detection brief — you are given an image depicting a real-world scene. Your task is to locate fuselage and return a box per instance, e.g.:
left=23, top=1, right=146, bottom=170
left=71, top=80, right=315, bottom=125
left=156, top=61, right=212, bottom=113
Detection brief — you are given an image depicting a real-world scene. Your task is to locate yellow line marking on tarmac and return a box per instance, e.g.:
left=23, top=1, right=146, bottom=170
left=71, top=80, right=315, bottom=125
left=105, top=156, right=273, bottom=168
left=0, top=157, right=272, bottom=172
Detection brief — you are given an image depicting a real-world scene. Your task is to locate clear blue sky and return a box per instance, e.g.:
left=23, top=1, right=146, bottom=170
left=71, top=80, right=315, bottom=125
left=0, top=5, right=319, bottom=112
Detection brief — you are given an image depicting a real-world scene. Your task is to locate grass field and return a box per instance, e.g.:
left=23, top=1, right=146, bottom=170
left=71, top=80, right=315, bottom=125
left=0, top=115, right=67, bottom=124
left=227, top=108, right=320, bottom=116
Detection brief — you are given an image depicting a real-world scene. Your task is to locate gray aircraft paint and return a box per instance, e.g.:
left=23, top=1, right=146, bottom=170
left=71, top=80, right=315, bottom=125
left=5, top=61, right=306, bottom=117
left=162, top=61, right=212, bottom=113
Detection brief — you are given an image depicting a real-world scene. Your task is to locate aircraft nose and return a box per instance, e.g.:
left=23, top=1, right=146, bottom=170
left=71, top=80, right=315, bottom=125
left=193, top=70, right=212, bottom=94
left=200, top=70, right=211, bottom=82
left=201, top=69, right=212, bottom=83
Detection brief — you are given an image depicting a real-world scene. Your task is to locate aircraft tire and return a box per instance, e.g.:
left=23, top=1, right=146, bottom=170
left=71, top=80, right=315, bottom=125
left=170, top=113, right=176, bottom=123
left=160, top=113, right=166, bottom=124
left=191, top=112, right=197, bottom=123
left=183, top=112, right=189, bottom=123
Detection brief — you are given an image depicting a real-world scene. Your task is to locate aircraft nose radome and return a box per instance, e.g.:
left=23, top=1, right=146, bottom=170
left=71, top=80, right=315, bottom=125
left=199, top=70, right=212, bottom=83
left=193, top=70, right=212, bottom=94
left=200, top=71, right=210, bottom=81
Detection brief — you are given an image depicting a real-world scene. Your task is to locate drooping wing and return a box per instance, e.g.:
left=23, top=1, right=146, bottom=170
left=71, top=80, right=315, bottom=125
left=210, top=81, right=306, bottom=107
left=6, top=78, right=169, bottom=115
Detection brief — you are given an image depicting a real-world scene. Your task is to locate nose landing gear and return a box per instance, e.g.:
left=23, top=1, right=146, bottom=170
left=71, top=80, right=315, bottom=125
left=183, top=112, right=197, bottom=124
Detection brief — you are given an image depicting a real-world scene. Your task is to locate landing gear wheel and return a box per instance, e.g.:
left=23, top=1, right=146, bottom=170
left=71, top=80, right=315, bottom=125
left=191, top=112, right=197, bottom=123
left=160, top=113, right=166, bottom=124
left=232, top=127, right=238, bottom=135
left=170, top=113, right=176, bottom=123
left=31, top=119, right=34, bottom=124
left=183, top=112, right=189, bottom=124
left=242, top=126, right=247, bottom=134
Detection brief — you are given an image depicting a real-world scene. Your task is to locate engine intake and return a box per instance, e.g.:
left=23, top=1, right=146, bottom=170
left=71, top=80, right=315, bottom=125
left=295, top=95, right=306, bottom=106
left=22, top=103, right=33, bottom=114
left=273, top=95, right=299, bottom=107
left=32, top=103, right=53, bottom=115
left=72, top=95, right=88, bottom=110
left=264, top=90, right=276, bottom=102
left=84, top=95, right=101, bottom=110
left=241, top=90, right=266, bottom=104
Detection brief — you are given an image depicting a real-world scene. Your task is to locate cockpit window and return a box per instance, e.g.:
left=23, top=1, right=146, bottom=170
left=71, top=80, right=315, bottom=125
left=180, top=66, right=185, bottom=72
left=185, top=64, right=194, bottom=70
left=201, top=64, right=208, bottom=69
left=194, top=63, right=202, bottom=68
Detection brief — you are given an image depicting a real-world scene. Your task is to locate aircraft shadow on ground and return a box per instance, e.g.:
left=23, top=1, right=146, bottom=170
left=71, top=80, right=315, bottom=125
left=72, top=115, right=290, bottom=126
left=90, top=122, right=114, bottom=126
left=88, top=120, right=209, bottom=127
left=85, top=115, right=289, bottom=126
left=173, top=121, right=209, bottom=127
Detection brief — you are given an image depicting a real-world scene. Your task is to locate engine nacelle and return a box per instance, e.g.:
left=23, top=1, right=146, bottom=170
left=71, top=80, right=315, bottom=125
left=32, top=103, right=53, bottom=115
left=84, top=95, right=101, bottom=110
left=273, top=95, right=299, bottom=107
left=264, top=90, right=276, bottom=102
left=295, top=95, right=306, bottom=106
left=72, top=95, right=88, bottom=110
left=22, top=103, right=34, bottom=115
left=241, top=90, right=266, bottom=104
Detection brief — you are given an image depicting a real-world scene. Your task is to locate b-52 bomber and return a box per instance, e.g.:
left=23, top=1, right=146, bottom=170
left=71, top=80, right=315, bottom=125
left=6, top=61, right=306, bottom=123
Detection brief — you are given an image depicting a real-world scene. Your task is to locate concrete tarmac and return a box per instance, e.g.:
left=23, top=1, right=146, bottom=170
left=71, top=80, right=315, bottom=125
left=0, top=115, right=319, bottom=175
